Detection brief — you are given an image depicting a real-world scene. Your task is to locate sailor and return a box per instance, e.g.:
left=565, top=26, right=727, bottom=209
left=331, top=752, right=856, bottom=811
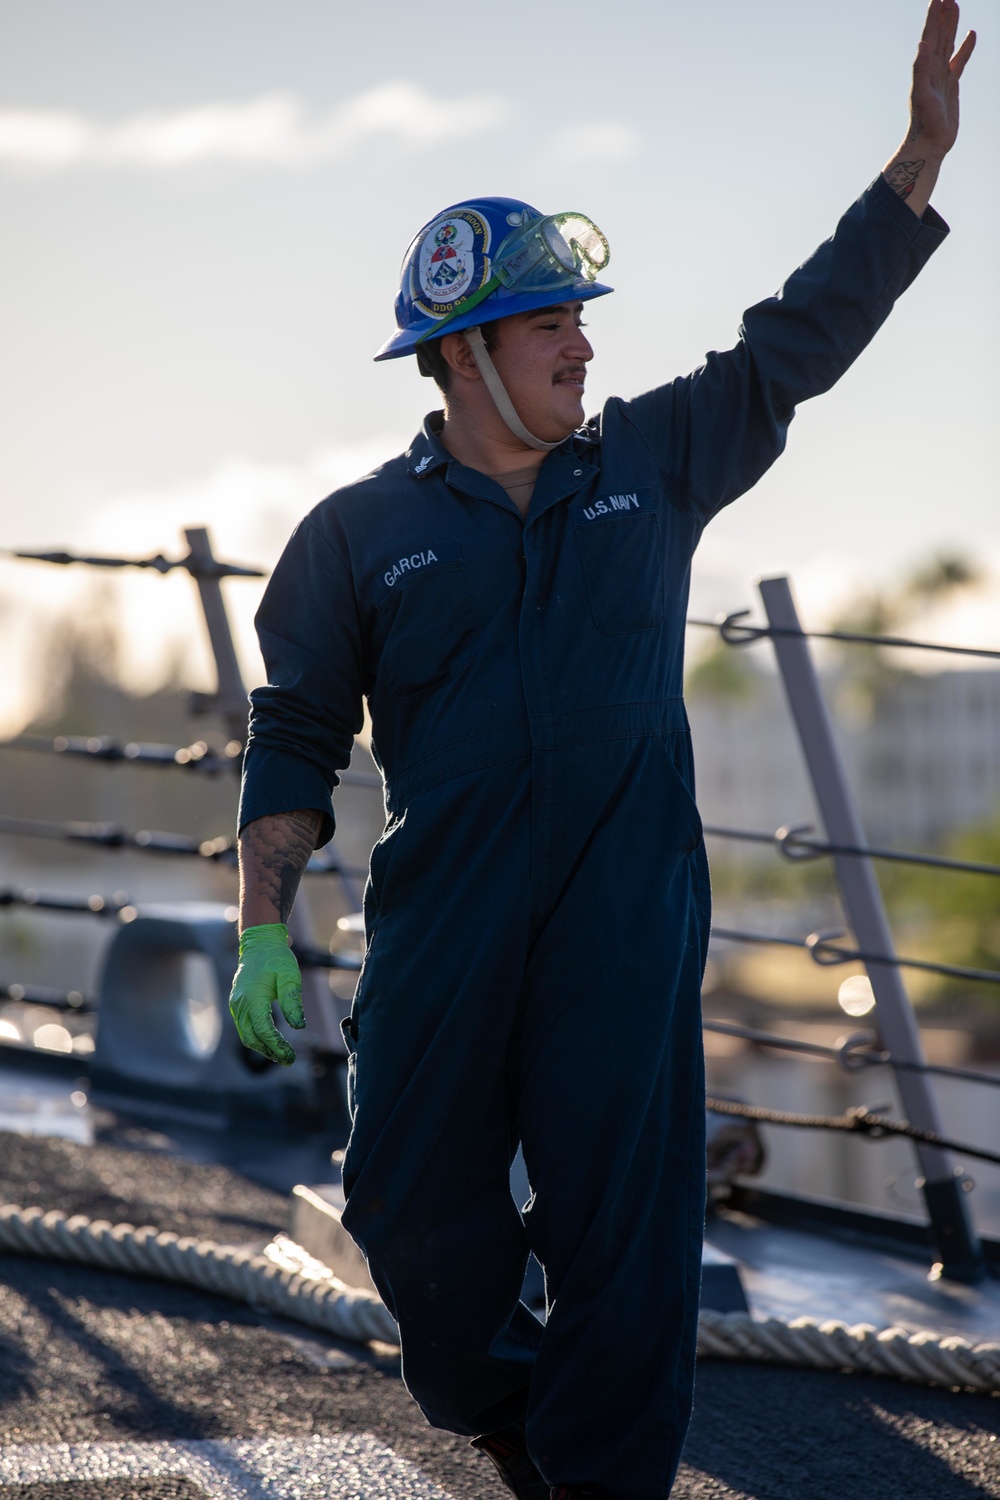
left=229, top=5, right=974, bottom=1495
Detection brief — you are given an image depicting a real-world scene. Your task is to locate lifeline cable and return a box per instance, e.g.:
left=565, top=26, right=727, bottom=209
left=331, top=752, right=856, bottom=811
left=0, top=1205, right=996, bottom=1394
left=711, top=924, right=1000, bottom=987
left=2, top=546, right=263, bottom=579
left=0, top=982, right=92, bottom=1008
left=704, top=1096, right=1000, bottom=1168
left=702, top=821, right=1000, bottom=879
left=687, top=612, right=1000, bottom=662
left=703, top=1018, right=1000, bottom=1092
left=0, top=816, right=368, bottom=878
left=0, top=734, right=384, bottom=789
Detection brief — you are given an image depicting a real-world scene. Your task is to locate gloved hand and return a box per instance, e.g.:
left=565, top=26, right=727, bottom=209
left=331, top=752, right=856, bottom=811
left=229, top=923, right=305, bottom=1066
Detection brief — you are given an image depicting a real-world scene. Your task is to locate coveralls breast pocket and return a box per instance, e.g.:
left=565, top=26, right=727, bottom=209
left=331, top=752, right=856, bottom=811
left=572, top=490, right=664, bottom=635
left=376, top=559, right=477, bottom=697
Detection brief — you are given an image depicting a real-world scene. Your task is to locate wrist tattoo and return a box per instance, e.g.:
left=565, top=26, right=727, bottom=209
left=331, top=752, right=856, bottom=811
left=885, top=159, right=925, bottom=200
left=905, top=115, right=924, bottom=147
left=290, top=809, right=321, bottom=832
left=241, top=809, right=322, bottom=923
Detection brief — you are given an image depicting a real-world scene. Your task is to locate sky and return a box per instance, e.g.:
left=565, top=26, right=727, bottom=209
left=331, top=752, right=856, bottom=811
left=0, top=0, right=996, bottom=731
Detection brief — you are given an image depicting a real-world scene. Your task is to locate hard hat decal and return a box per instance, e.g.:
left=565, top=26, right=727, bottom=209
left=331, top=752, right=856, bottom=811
left=413, top=209, right=491, bottom=320
left=373, top=196, right=613, bottom=361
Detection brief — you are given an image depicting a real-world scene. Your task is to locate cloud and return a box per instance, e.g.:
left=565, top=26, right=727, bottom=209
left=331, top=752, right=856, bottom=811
left=0, top=84, right=509, bottom=171
left=0, top=438, right=407, bottom=734
left=549, top=122, right=641, bottom=163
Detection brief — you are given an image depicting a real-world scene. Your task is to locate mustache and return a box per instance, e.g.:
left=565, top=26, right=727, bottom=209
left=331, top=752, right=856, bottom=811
left=553, top=364, right=587, bottom=383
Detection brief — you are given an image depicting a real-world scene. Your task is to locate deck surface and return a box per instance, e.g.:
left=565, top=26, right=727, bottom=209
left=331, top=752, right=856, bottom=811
left=0, top=1071, right=997, bottom=1499
left=706, top=1206, right=1000, bottom=1343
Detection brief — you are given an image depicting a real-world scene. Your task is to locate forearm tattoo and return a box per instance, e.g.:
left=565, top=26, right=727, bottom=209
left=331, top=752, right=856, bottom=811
left=240, top=809, right=323, bottom=922
left=885, top=159, right=925, bottom=200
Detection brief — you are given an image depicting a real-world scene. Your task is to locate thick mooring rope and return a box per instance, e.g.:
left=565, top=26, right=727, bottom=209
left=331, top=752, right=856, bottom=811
left=0, top=1205, right=395, bottom=1346
left=1, top=1204, right=997, bottom=1394
left=696, top=1309, right=999, bottom=1392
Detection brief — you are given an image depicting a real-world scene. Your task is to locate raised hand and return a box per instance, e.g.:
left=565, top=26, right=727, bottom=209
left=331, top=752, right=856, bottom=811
left=883, top=0, right=976, bottom=214
left=906, top=0, right=976, bottom=158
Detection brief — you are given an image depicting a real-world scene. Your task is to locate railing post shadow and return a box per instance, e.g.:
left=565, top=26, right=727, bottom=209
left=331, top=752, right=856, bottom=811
left=757, top=574, right=986, bottom=1284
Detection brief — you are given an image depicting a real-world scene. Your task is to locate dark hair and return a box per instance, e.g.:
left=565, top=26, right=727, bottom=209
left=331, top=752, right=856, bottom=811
left=415, top=320, right=501, bottom=394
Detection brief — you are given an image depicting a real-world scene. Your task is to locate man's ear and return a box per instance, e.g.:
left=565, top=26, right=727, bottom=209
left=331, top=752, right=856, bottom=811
left=440, top=331, right=482, bottom=384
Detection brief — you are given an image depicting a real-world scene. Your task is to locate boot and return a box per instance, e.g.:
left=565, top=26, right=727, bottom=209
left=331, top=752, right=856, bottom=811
left=469, top=1424, right=548, bottom=1500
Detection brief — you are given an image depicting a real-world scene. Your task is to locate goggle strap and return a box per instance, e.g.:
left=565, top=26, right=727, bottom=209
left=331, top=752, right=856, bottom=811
left=415, top=275, right=502, bottom=345
left=465, top=326, right=563, bottom=453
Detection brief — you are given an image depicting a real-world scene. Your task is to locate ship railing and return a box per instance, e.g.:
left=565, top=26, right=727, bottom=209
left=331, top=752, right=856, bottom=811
left=1, top=538, right=998, bottom=1278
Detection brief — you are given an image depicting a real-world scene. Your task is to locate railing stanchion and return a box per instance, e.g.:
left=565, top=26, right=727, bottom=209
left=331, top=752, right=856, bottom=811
left=757, top=574, right=985, bottom=1283
left=183, top=527, right=252, bottom=749
left=182, top=526, right=347, bottom=1059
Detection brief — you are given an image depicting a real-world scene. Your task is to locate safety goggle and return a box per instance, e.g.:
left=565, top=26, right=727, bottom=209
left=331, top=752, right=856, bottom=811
left=417, top=211, right=609, bottom=342
left=493, top=212, right=610, bottom=293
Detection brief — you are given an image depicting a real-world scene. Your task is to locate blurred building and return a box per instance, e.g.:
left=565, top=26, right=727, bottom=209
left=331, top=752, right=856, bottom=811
left=858, top=670, right=1000, bottom=845
left=687, top=662, right=1000, bottom=849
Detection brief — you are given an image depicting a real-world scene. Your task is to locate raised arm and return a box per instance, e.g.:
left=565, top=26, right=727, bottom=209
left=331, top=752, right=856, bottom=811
left=882, top=0, right=976, bottom=217
left=620, top=3, right=974, bottom=526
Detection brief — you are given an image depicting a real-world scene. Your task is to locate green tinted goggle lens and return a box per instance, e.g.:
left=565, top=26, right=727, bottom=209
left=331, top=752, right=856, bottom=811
left=494, top=212, right=610, bottom=293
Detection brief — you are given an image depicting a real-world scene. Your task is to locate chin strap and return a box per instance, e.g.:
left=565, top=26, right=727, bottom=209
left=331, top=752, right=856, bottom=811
left=464, top=326, right=564, bottom=453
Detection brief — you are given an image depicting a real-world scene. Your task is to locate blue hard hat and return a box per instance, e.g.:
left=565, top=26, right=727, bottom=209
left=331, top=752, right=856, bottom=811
left=374, top=196, right=613, bottom=362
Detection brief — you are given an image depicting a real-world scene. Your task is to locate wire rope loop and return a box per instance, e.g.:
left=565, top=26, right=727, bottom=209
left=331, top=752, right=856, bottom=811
left=775, top=823, right=825, bottom=863
left=805, top=929, right=851, bottom=967
left=835, top=1030, right=883, bottom=1073
left=716, top=610, right=770, bottom=648
left=685, top=606, right=1000, bottom=663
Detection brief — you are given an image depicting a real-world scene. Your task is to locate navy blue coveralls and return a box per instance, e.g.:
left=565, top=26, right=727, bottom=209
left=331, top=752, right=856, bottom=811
left=240, top=177, right=947, bottom=1498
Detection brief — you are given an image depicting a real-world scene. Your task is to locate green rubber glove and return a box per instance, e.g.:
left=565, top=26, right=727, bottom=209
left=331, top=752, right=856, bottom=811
left=229, top=923, right=305, bottom=1067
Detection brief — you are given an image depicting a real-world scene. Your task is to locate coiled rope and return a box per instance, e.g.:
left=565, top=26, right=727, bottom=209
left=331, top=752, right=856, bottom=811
left=1, top=1203, right=998, bottom=1394
left=695, top=1309, right=999, bottom=1393
left=0, top=1204, right=394, bottom=1346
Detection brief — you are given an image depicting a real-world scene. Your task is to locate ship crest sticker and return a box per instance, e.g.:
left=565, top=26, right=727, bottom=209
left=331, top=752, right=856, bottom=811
left=414, top=209, right=491, bottom=320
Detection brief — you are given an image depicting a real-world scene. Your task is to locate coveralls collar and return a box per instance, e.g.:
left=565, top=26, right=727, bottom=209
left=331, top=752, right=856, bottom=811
left=404, top=412, right=452, bottom=479
left=406, top=411, right=598, bottom=523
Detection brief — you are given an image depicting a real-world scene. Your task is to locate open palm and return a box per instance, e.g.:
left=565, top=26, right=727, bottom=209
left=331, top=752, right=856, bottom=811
left=909, top=0, right=976, bottom=157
